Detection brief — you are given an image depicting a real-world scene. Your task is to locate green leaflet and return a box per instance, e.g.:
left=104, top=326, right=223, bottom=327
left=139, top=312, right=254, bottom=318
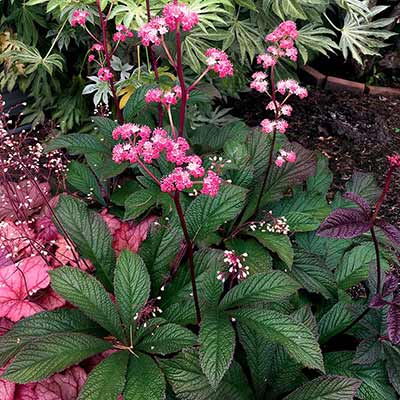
left=3, top=333, right=112, bottom=383
left=283, top=375, right=361, bottom=400
left=124, top=189, right=158, bottom=220
left=114, top=250, right=150, bottom=330
left=78, top=351, right=129, bottom=400
left=45, top=133, right=109, bottom=154
left=232, top=309, right=324, bottom=372
left=220, top=271, right=300, bottom=310
left=50, top=267, right=125, bottom=341
left=53, top=195, right=115, bottom=289
left=199, top=309, right=236, bottom=388
left=123, top=353, right=166, bottom=400
left=185, top=184, right=247, bottom=242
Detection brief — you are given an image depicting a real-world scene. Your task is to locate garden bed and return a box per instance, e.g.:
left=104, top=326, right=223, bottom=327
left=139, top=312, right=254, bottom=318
left=229, top=87, right=400, bottom=227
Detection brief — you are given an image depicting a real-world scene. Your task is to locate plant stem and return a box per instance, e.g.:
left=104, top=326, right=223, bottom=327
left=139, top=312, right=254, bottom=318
left=145, top=0, right=163, bottom=126
left=254, top=65, right=278, bottom=216
left=372, top=165, right=394, bottom=222
left=175, top=27, right=188, bottom=137
left=96, top=0, right=124, bottom=123
left=44, top=19, right=68, bottom=60
left=173, top=192, right=201, bottom=324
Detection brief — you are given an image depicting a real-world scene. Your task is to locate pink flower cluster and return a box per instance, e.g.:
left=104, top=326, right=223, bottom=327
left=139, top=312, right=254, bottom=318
left=138, top=17, right=169, bottom=46
left=163, top=2, right=199, bottom=31
left=71, top=9, right=90, bottom=27
left=275, top=149, right=297, bottom=168
left=250, top=72, right=268, bottom=93
left=205, top=48, right=234, bottom=78
left=388, top=154, right=400, bottom=168
left=217, top=250, right=249, bottom=283
left=113, top=24, right=134, bottom=42
left=260, top=118, right=289, bottom=134
left=277, top=79, right=308, bottom=98
left=98, top=67, right=113, bottom=82
left=145, top=86, right=182, bottom=105
left=266, top=101, right=293, bottom=116
left=265, top=20, right=299, bottom=62
left=111, top=124, right=221, bottom=196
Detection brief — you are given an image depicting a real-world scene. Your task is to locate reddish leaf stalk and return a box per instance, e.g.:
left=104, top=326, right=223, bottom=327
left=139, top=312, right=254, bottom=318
left=372, top=165, right=395, bottom=222
left=145, top=0, right=163, bottom=126
left=173, top=192, right=201, bottom=324
left=96, top=0, right=124, bottom=123
left=175, top=27, right=188, bottom=137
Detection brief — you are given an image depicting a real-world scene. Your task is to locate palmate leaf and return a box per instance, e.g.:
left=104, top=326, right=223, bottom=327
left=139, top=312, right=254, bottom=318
left=339, top=7, right=396, bottom=65
left=50, top=267, right=125, bottom=341
left=220, top=271, right=300, bottom=310
left=114, top=250, right=150, bottom=330
left=78, top=352, right=129, bottom=400
left=54, top=195, right=116, bottom=289
left=297, top=24, right=339, bottom=64
left=123, top=353, right=166, bottom=400
left=283, top=375, right=361, bottom=400
left=232, top=309, right=325, bottom=372
left=2, top=333, right=112, bottom=384
left=199, top=309, right=236, bottom=388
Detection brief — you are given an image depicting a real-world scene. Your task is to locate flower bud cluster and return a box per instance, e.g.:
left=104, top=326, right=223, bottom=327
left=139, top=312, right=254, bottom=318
left=217, top=250, right=250, bottom=283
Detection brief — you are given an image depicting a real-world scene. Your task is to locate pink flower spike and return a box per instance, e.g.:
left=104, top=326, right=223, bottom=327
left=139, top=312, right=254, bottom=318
left=388, top=154, right=400, bottom=167
left=163, top=2, right=199, bottom=32
left=201, top=170, right=221, bottom=197
left=205, top=48, right=234, bottom=78
left=98, top=67, right=113, bottom=81
left=71, top=9, right=90, bottom=27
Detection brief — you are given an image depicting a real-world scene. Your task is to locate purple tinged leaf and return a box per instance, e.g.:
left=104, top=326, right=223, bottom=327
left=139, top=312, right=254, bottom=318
left=393, top=294, right=400, bottom=306
left=317, top=208, right=372, bottom=239
left=383, top=274, right=400, bottom=297
left=343, top=192, right=371, bottom=214
left=388, top=304, right=400, bottom=345
left=369, top=294, right=386, bottom=309
left=376, top=220, right=400, bottom=247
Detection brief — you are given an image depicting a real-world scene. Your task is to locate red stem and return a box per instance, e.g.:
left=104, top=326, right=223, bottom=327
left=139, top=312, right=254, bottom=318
left=145, top=0, right=163, bottom=126
left=175, top=27, right=188, bottom=137
left=96, top=0, right=124, bottom=123
left=372, top=166, right=394, bottom=222
left=173, top=192, right=201, bottom=324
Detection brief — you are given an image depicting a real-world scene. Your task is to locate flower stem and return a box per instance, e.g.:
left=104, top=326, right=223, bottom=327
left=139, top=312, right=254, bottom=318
left=372, top=165, right=395, bottom=222
left=96, top=0, right=123, bottom=123
left=173, top=192, right=201, bottom=324
left=145, top=0, right=163, bottom=126
left=175, top=26, right=188, bottom=137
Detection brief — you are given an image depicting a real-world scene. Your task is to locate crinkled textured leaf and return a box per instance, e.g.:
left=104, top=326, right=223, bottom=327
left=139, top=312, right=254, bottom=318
left=382, top=342, right=400, bottom=395
left=123, top=353, right=166, bottom=400
left=318, top=208, right=371, bottom=239
left=50, top=267, right=124, bottom=340
left=388, top=304, right=400, bottom=345
left=376, top=220, right=400, bottom=247
left=342, top=192, right=371, bottom=214
left=233, top=309, right=324, bottom=372
left=54, top=195, right=115, bottom=289
left=114, top=250, right=150, bottom=330
left=124, top=189, right=157, bottom=220
left=354, top=337, right=382, bottom=365
left=3, top=333, right=111, bottom=383
left=136, top=323, right=196, bottom=355
left=283, top=375, right=361, bottom=400
left=185, top=185, right=247, bottom=242
left=78, top=352, right=128, bottom=400
left=45, top=133, right=109, bottom=155
left=220, top=271, right=300, bottom=310
left=199, top=309, right=235, bottom=388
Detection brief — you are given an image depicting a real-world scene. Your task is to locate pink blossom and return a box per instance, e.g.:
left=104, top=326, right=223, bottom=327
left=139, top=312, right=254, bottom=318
left=274, top=157, right=285, bottom=168
left=166, top=137, right=190, bottom=165
left=91, top=44, right=104, bottom=52
left=201, top=170, right=221, bottom=197
left=275, top=149, right=297, bottom=168
left=250, top=72, right=268, bottom=93
left=205, top=48, right=233, bottom=78
left=112, top=144, right=129, bottom=164
left=260, top=119, right=274, bottom=134
left=185, top=155, right=205, bottom=178
left=113, top=25, right=133, bottom=42
left=257, top=54, right=276, bottom=69
left=286, top=151, right=297, bottom=163
left=146, top=88, right=163, bottom=103
left=163, top=2, right=199, bottom=31
left=88, top=54, right=95, bottom=63
left=281, top=104, right=293, bottom=116
left=146, top=86, right=182, bottom=105
left=71, top=9, right=90, bottom=27
left=97, top=68, right=113, bottom=82
left=112, top=123, right=141, bottom=140
left=276, top=119, right=289, bottom=134
left=388, top=154, right=400, bottom=167
left=160, top=168, right=193, bottom=193
left=0, top=256, right=50, bottom=322
left=138, top=17, right=169, bottom=46
left=217, top=250, right=249, bottom=283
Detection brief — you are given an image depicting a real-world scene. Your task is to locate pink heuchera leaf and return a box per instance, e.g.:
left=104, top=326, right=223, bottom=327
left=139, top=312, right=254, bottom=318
left=388, top=303, right=400, bottom=345
left=34, top=366, right=87, bottom=400
left=0, top=365, right=15, bottom=400
left=14, top=383, right=37, bottom=400
left=113, top=216, right=157, bottom=255
left=100, top=209, right=122, bottom=236
left=35, top=289, right=66, bottom=311
left=317, top=208, right=372, bottom=239
left=0, top=220, right=35, bottom=262
left=0, top=246, right=13, bottom=268
left=36, top=216, right=59, bottom=243
left=53, top=235, right=93, bottom=271
left=0, top=317, right=13, bottom=336
left=0, top=256, right=50, bottom=321
left=0, top=181, right=50, bottom=222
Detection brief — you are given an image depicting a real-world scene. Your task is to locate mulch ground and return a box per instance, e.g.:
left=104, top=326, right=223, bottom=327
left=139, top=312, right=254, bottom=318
left=228, top=88, right=400, bottom=227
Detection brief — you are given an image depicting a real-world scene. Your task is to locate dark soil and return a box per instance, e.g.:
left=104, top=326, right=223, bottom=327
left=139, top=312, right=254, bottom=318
left=228, top=88, right=400, bottom=227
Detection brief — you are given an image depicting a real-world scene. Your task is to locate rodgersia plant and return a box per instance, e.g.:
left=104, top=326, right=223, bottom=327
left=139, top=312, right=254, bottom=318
left=1, top=3, right=400, bottom=400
